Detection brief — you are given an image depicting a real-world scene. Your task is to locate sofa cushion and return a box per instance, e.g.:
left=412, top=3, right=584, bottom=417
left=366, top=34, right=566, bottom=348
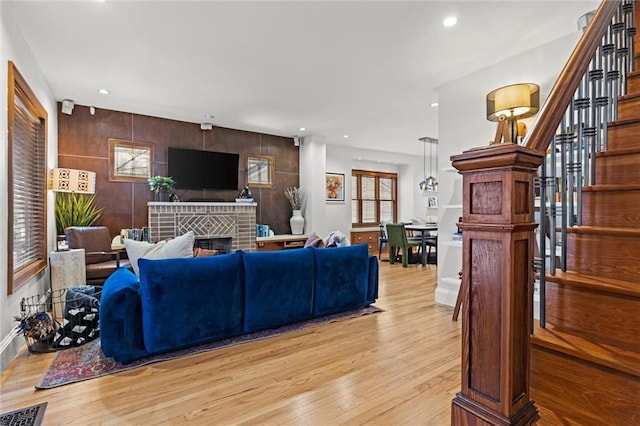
left=124, top=231, right=194, bottom=278
left=138, top=251, right=244, bottom=354
left=312, top=244, right=369, bottom=316
left=242, top=248, right=314, bottom=332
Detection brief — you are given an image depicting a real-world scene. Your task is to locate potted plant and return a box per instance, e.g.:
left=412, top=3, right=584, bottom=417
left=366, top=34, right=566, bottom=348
left=54, top=193, right=103, bottom=235
left=148, top=176, right=176, bottom=201
left=284, top=187, right=304, bottom=235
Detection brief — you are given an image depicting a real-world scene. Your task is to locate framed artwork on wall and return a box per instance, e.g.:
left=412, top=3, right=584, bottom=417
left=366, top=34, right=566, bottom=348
left=427, top=196, right=438, bottom=208
left=325, top=172, right=345, bottom=202
left=247, top=154, right=275, bottom=188
left=108, top=139, right=154, bottom=182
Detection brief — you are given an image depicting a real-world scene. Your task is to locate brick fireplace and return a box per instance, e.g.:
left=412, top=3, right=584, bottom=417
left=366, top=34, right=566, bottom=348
left=147, top=202, right=257, bottom=252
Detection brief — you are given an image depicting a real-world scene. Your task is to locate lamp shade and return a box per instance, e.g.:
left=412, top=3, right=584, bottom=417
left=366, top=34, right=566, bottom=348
left=49, top=168, right=96, bottom=194
left=487, top=83, right=540, bottom=121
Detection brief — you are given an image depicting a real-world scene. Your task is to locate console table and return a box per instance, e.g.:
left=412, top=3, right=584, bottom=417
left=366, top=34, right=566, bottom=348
left=256, top=235, right=307, bottom=251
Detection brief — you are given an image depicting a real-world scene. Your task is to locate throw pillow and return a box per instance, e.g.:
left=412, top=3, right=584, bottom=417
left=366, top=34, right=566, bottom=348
left=124, top=231, right=195, bottom=277
left=193, top=247, right=218, bottom=257
left=304, top=232, right=324, bottom=248
left=52, top=285, right=100, bottom=348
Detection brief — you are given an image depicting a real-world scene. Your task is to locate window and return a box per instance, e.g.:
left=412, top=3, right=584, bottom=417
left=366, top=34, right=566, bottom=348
left=351, top=169, right=397, bottom=227
left=8, top=61, right=48, bottom=293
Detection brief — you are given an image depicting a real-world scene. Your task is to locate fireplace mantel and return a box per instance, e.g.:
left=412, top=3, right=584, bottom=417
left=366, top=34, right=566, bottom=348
left=147, top=202, right=257, bottom=252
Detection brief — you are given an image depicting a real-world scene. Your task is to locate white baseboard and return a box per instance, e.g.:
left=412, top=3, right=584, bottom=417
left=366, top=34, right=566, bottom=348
left=0, top=327, right=23, bottom=374
left=435, top=277, right=461, bottom=307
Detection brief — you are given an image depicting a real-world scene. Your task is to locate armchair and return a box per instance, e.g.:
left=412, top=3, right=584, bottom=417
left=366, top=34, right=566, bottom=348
left=65, top=226, right=132, bottom=285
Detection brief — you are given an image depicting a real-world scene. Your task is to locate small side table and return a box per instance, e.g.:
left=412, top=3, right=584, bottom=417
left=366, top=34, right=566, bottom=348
left=49, top=249, right=86, bottom=293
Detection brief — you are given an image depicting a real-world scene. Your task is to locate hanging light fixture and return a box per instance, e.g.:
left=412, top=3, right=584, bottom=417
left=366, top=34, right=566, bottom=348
left=418, top=137, right=438, bottom=191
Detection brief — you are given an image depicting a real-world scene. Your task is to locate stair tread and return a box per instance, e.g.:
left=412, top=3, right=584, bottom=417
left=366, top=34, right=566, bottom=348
left=596, top=147, right=640, bottom=157
left=607, top=117, right=640, bottom=128
left=618, top=92, right=640, bottom=102
left=545, top=270, right=640, bottom=298
left=583, top=183, right=640, bottom=191
left=566, top=225, right=640, bottom=236
left=531, top=321, right=640, bottom=377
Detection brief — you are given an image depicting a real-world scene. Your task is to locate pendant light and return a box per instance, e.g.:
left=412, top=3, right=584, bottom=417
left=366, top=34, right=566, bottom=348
left=419, top=137, right=438, bottom=191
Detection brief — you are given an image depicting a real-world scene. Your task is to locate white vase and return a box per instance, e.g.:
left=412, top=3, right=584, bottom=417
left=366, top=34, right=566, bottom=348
left=290, top=210, right=305, bottom=235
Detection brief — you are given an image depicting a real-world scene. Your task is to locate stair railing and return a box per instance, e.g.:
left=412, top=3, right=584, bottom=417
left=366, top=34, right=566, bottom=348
left=449, top=1, right=636, bottom=423
left=529, top=0, right=635, bottom=328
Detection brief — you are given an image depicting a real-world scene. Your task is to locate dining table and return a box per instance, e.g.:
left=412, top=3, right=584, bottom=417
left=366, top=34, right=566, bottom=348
left=404, top=223, right=438, bottom=266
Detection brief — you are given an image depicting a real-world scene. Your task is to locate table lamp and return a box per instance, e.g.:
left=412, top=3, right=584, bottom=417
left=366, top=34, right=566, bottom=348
left=49, top=168, right=97, bottom=250
left=487, top=83, right=539, bottom=144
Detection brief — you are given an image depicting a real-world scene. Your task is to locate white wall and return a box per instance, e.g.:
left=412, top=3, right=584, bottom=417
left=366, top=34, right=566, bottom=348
left=1, top=5, right=58, bottom=372
left=300, top=138, right=429, bottom=240
left=435, top=32, right=581, bottom=306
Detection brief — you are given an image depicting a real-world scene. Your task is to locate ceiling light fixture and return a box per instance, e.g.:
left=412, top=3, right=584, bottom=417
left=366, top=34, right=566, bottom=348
left=443, top=16, right=457, bottom=27
left=97, top=89, right=110, bottom=95
left=343, top=135, right=350, bottom=138
left=430, top=102, right=439, bottom=107
left=418, top=137, right=438, bottom=191
left=299, top=127, right=306, bottom=131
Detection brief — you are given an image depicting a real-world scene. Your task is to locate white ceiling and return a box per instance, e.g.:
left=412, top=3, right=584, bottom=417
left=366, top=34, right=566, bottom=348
left=4, top=0, right=599, bottom=156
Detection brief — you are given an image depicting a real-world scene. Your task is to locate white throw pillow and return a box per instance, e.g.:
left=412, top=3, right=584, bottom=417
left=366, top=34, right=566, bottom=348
left=124, top=231, right=195, bottom=278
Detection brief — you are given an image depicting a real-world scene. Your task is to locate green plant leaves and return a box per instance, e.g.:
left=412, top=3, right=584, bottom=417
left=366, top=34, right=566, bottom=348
left=54, top=193, right=104, bottom=234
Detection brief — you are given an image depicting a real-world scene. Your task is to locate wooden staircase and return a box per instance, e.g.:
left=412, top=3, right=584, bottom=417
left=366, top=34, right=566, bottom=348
left=529, top=30, right=640, bottom=425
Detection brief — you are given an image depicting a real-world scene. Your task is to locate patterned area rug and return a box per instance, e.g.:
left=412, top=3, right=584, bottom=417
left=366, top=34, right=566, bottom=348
left=37, top=306, right=382, bottom=389
left=0, top=401, right=47, bottom=426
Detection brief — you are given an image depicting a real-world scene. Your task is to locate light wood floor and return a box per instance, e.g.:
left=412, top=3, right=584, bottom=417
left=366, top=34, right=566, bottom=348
left=1, top=261, right=462, bottom=425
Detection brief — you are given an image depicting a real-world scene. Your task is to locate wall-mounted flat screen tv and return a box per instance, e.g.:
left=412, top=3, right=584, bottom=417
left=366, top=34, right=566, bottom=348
left=168, top=147, right=239, bottom=190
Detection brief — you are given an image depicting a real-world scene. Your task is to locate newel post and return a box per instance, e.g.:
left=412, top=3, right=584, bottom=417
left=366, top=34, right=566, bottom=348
left=450, top=144, right=544, bottom=426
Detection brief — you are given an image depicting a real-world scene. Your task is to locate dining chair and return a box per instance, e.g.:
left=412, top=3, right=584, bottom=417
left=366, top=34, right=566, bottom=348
left=386, top=223, right=421, bottom=267
left=378, top=221, right=389, bottom=260
left=425, top=234, right=437, bottom=264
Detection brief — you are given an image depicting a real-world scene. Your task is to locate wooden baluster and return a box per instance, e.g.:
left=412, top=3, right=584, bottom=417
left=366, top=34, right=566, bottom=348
left=450, top=144, right=543, bottom=425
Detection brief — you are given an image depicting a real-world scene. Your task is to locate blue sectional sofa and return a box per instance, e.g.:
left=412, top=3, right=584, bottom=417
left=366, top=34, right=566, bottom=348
left=100, top=244, right=379, bottom=363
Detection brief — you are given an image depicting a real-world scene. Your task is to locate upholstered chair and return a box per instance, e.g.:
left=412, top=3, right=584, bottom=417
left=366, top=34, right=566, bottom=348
left=65, top=226, right=132, bottom=285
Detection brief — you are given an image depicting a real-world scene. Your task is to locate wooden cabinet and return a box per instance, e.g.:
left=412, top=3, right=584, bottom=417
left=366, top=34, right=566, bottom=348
left=350, top=230, right=383, bottom=256
left=256, top=235, right=307, bottom=251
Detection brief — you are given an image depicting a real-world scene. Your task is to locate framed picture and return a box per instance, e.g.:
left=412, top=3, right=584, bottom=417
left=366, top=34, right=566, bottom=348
left=109, top=139, right=154, bottom=182
left=247, top=154, right=275, bottom=188
left=325, top=172, right=345, bottom=202
left=427, top=196, right=438, bottom=208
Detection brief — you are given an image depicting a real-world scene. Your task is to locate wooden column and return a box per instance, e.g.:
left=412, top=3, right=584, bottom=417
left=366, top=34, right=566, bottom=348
left=450, top=144, right=543, bottom=426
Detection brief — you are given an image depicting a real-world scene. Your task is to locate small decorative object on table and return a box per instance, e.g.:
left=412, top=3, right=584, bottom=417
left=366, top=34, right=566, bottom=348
left=148, top=175, right=176, bottom=202
left=235, top=187, right=254, bottom=203
left=284, top=186, right=305, bottom=235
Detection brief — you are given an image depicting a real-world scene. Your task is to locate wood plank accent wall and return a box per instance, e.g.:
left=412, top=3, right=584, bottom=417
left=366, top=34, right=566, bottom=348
left=57, top=103, right=299, bottom=238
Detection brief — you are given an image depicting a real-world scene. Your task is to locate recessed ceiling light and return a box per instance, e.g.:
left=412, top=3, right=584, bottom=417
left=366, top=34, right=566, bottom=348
left=205, top=114, right=214, bottom=119
left=97, top=89, right=110, bottom=95
left=343, top=135, right=350, bottom=138
left=299, top=127, right=306, bottom=131
left=443, top=16, right=457, bottom=27
left=430, top=102, right=439, bottom=107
